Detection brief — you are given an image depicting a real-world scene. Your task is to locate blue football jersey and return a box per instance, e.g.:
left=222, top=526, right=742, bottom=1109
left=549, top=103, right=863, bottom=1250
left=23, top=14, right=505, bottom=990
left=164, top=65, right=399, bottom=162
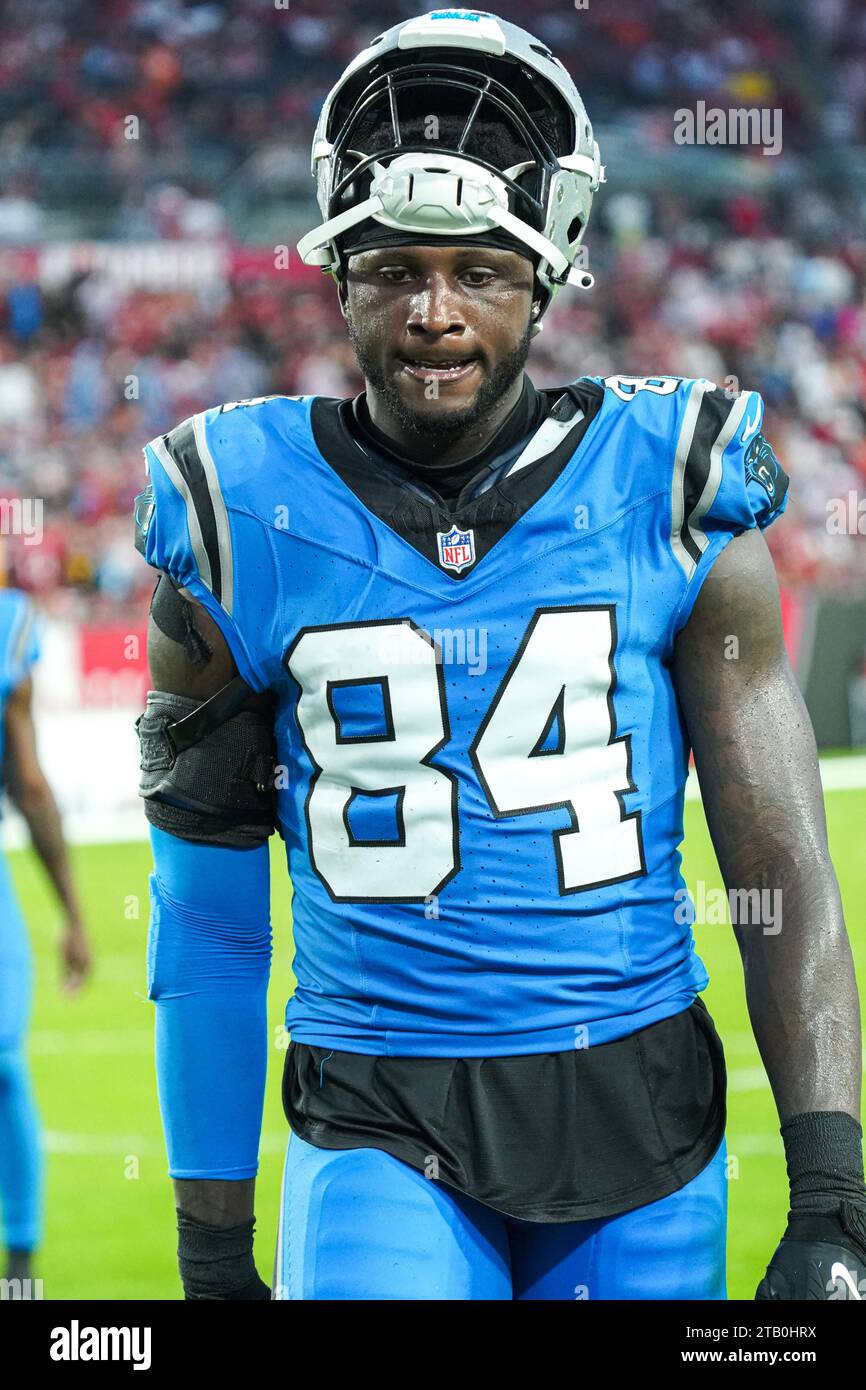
left=0, top=588, right=40, bottom=785
left=141, top=374, right=788, bottom=1056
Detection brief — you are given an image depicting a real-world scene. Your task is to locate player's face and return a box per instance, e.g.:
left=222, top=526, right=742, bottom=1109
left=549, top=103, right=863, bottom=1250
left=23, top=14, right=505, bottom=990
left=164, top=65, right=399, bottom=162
left=343, top=244, right=535, bottom=443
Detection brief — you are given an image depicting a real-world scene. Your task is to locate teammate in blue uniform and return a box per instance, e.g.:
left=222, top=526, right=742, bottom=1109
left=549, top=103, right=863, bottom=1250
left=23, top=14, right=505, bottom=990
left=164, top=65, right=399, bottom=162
left=0, top=588, right=90, bottom=1293
left=136, top=11, right=865, bottom=1300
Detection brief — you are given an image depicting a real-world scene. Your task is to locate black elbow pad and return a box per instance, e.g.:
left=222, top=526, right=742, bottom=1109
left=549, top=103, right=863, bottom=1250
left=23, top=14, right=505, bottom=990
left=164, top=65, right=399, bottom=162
left=137, top=678, right=277, bottom=848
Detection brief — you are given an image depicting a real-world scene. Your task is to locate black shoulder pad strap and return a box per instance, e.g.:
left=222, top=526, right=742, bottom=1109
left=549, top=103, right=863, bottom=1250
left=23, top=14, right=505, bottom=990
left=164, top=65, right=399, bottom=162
left=168, top=674, right=259, bottom=754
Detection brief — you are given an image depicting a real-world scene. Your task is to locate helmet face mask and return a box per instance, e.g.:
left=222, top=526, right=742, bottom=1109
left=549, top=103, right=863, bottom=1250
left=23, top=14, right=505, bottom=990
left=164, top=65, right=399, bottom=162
left=329, top=64, right=557, bottom=240
left=298, top=10, right=604, bottom=326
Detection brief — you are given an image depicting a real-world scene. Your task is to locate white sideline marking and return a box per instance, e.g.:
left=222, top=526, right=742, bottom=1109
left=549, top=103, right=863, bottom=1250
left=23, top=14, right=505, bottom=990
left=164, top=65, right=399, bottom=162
left=728, top=1051, right=866, bottom=1093
left=728, top=1048, right=866, bottom=1092
left=2, top=806, right=147, bottom=849
left=44, top=1132, right=288, bottom=1158
left=686, top=754, right=866, bottom=801
left=35, top=1128, right=787, bottom=1161
left=30, top=1030, right=152, bottom=1055
left=727, top=1135, right=783, bottom=1157
left=1, top=761, right=864, bottom=845
left=728, top=1065, right=771, bottom=1093
left=41, top=1130, right=787, bottom=1161
left=816, top=755, right=866, bottom=791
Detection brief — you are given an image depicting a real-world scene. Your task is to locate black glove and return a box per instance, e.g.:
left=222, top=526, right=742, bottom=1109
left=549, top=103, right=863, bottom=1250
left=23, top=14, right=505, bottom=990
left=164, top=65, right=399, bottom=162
left=756, top=1200, right=866, bottom=1300
left=756, top=1111, right=866, bottom=1301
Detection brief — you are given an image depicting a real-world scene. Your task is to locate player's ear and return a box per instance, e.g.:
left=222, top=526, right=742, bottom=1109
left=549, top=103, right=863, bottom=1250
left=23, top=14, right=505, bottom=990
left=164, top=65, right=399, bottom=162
left=337, top=277, right=350, bottom=322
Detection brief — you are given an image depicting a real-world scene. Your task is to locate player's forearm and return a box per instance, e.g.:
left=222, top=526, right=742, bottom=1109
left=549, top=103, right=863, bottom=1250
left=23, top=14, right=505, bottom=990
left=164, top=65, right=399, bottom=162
left=691, top=673, right=861, bottom=1120
left=732, top=848, right=860, bottom=1122
left=148, top=828, right=272, bottom=1180
left=694, top=701, right=861, bottom=1120
left=173, top=1177, right=256, bottom=1227
left=147, top=828, right=272, bottom=1299
left=673, top=529, right=862, bottom=1124
left=13, top=780, right=82, bottom=921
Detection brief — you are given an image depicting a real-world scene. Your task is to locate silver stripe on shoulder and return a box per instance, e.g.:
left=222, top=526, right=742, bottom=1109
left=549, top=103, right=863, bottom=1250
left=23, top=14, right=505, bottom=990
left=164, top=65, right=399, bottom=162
left=149, top=435, right=213, bottom=595
left=687, top=389, right=751, bottom=562
left=193, top=412, right=234, bottom=618
left=504, top=407, right=586, bottom=479
left=670, top=379, right=712, bottom=581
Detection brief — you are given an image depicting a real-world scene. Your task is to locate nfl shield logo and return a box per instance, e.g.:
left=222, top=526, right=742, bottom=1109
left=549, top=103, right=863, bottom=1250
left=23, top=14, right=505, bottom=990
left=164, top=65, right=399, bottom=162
left=437, top=525, right=475, bottom=573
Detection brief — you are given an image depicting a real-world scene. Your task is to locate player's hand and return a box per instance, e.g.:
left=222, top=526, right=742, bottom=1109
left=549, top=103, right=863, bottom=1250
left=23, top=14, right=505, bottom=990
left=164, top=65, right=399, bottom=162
left=60, top=916, right=91, bottom=994
left=756, top=1201, right=866, bottom=1299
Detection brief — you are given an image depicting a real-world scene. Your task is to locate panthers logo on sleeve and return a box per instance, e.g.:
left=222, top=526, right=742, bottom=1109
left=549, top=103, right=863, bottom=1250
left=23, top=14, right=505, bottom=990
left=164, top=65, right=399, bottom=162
left=134, top=484, right=155, bottom=557
left=744, top=433, right=788, bottom=511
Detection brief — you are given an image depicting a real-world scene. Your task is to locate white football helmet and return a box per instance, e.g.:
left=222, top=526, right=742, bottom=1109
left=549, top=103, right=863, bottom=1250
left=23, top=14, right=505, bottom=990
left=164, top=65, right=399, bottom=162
left=297, top=9, right=605, bottom=325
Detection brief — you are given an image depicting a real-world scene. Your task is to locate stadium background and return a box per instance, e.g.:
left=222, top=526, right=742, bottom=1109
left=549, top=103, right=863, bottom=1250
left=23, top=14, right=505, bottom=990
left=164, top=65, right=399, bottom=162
left=1, top=0, right=864, bottom=1298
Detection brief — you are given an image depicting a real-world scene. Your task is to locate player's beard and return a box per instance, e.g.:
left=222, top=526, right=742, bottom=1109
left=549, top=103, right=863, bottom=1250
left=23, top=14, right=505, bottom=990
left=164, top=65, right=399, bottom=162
left=347, top=316, right=533, bottom=449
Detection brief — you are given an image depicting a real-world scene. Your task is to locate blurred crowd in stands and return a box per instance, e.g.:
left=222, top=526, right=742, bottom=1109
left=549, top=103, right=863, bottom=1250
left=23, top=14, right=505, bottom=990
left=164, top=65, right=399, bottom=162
left=1, top=0, right=865, bottom=245
left=2, top=0, right=864, bottom=211
left=0, top=0, right=863, bottom=618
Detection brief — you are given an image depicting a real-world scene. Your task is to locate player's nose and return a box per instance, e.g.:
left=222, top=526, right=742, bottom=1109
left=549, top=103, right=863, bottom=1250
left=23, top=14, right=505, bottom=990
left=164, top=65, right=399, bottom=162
left=405, top=273, right=467, bottom=337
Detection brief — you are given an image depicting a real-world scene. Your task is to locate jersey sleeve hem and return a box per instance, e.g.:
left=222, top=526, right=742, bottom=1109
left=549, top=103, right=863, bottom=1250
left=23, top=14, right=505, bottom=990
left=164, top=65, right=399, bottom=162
left=166, top=1163, right=260, bottom=1180
left=667, top=528, right=742, bottom=641
left=174, top=575, right=268, bottom=695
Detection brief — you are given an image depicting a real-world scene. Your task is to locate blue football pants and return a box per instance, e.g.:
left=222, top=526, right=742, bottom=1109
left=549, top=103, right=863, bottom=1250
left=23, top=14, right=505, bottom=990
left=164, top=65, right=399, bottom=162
left=274, top=1131, right=728, bottom=1300
left=0, top=860, right=42, bottom=1253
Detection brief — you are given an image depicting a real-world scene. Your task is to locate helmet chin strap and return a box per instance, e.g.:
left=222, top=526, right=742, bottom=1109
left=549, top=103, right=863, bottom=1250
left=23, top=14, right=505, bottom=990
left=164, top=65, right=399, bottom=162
left=297, top=195, right=383, bottom=268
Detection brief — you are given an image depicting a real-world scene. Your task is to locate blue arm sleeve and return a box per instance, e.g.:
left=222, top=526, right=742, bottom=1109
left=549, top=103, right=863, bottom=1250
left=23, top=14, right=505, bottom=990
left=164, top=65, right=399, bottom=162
left=147, top=826, right=272, bottom=1180
left=0, top=590, right=41, bottom=697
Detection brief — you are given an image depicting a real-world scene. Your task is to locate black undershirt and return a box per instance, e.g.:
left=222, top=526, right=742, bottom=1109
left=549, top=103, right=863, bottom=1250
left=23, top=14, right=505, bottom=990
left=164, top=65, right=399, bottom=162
left=284, top=1003, right=726, bottom=1224
left=283, top=375, right=728, bottom=1223
left=351, top=374, right=547, bottom=510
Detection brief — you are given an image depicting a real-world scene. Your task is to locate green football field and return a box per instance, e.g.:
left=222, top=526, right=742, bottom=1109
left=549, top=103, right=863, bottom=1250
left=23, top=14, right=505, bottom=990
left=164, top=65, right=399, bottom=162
left=9, top=784, right=866, bottom=1301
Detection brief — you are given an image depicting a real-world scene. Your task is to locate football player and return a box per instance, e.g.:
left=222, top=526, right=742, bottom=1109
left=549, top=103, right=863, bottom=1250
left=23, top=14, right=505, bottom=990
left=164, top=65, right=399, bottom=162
left=0, top=587, right=90, bottom=1294
left=136, top=11, right=864, bottom=1300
